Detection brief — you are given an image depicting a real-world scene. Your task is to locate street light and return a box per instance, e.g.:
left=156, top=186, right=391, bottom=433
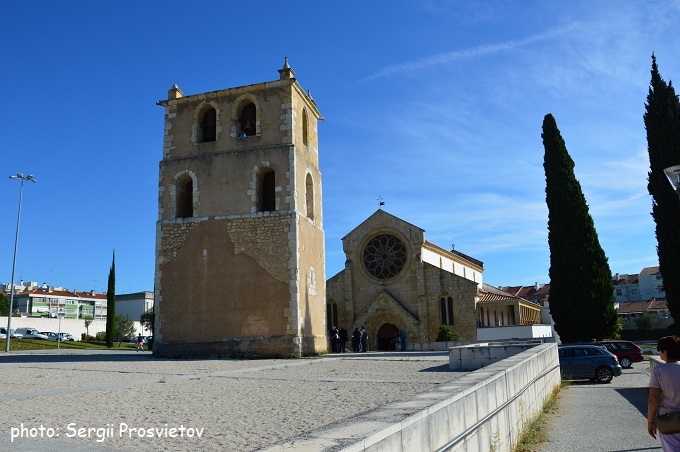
left=663, top=165, right=680, bottom=198
left=5, top=173, right=37, bottom=352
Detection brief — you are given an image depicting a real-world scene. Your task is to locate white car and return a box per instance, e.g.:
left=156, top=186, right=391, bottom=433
left=0, top=328, right=23, bottom=339
left=59, top=333, right=76, bottom=341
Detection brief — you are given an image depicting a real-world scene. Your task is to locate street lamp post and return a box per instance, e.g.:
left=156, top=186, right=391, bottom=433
left=663, top=165, right=680, bottom=198
left=5, top=173, right=37, bottom=352
left=57, top=308, right=64, bottom=350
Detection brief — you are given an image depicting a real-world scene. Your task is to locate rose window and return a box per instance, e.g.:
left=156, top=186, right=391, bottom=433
left=363, top=234, right=407, bottom=279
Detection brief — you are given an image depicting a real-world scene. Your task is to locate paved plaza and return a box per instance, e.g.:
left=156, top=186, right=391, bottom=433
left=0, top=349, right=457, bottom=451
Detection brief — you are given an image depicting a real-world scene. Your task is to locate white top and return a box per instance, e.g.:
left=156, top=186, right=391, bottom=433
left=650, top=361, right=680, bottom=415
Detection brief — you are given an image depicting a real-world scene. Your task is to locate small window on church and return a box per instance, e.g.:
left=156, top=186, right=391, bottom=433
left=176, top=175, right=193, bottom=218
left=305, top=173, right=314, bottom=220
left=239, top=103, right=257, bottom=137
left=440, top=296, right=454, bottom=326
left=199, top=107, right=216, bottom=142
left=257, top=167, right=275, bottom=212
left=302, top=108, right=309, bottom=146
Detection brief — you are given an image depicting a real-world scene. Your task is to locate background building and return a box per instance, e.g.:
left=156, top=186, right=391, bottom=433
left=327, top=210, right=482, bottom=350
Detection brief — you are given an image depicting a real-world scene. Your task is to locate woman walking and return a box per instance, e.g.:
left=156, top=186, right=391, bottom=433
left=647, top=335, right=680, bottom=451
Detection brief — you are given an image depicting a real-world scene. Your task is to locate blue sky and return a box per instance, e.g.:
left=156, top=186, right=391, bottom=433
left=1, top=1, right=678, bottom=294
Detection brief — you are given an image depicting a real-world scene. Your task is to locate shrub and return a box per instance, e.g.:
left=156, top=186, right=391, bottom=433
left=95, top=331, right=106, bottom=341
left=436, top=325, right=459, bottom=342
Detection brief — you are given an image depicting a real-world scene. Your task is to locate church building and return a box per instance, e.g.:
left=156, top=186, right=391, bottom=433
left=153, top=60, right=327, bottom=358
left=326, top=210, right=484, bottom=350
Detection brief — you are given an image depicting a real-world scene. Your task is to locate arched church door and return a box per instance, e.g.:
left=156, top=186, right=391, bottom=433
left=377, top=323, right=399, bottom=351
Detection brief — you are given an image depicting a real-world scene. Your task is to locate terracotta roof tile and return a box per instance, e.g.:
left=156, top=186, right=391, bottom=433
left=640, top=266, right=661, bottom=275
left=617, top=299, right=667, bottom=314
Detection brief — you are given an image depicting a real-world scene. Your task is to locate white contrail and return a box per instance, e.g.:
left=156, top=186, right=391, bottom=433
left=361, top=22, right=581, bottom=82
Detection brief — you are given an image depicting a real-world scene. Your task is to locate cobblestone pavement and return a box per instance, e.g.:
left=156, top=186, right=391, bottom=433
left=539, top=362, right=663, bottom=451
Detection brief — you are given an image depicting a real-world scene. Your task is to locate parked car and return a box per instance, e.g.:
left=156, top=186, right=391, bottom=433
left=59, top=333, right=76, bottom=341
left=0, top=328, right=23, bottom=339
left=15, top=328, right=49, bottom=340
left=42, top=332, right=60, bottom=341
left=558, top=344, right=622, bottom=383
left=593, top=340, right=643, bottom=369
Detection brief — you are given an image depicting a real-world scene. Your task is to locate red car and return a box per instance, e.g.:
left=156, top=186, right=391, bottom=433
left=594, top=340, right=643, bottom=368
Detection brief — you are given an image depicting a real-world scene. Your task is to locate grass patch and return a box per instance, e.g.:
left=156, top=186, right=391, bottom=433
left=512, top=382, right=566, bottom=452
left=0, top=338, right=138, bottom=351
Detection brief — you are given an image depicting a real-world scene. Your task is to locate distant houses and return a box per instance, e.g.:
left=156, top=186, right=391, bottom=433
left=1, top=281, right=153, bottom=323
left=499, top=266, right=674, bottom=329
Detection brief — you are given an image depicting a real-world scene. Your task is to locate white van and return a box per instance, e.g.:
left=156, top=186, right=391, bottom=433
left=0, top=327, right=23, bottom=339
left=15, top=328, right=48, bottom=340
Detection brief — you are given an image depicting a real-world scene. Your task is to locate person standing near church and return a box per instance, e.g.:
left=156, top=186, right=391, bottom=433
left=352, top=327, right=361, bottom=353
left=338, top=327, right=348, bottom=353
left=360, top=326, right=368, bottom=352
left=329, top=326, right=339, bottom=353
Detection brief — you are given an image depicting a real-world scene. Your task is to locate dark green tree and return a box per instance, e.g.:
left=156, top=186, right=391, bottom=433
left=635, top=312, right=658, bottom=338
left=140, top=308, right=155, bottom=336
left=644, top=54, right=680, bottom=324
left=105, top=252, right=116, bottom=348
left=0, top=293, right=9, bottom=317
left=543, top=114, right=619, bottom=342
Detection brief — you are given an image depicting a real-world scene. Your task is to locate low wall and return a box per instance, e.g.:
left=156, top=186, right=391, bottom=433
left=449, top=343, right=539, bottom=371
left=263, top=343, right=560, bottom=451
left=0, top=316, right=145, bottom=339
left=477, top=324, right=553, bottom=341
left=408, top=338, right=544, bottom=352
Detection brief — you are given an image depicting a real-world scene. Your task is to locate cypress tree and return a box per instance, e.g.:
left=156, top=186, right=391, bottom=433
left=105, top=252, right=116, bottom=348
left=543, top=114, right=619, bottom=342
left=644, top=54, right=680, bottom=325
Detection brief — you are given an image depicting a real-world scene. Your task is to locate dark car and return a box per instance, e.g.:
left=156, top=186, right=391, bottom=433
left=593, top=340, right=643, bottom=369
left=558, top=344, right=622, bottom=383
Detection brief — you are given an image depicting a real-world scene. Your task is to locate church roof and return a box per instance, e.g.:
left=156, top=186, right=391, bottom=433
left=340, top=209, right=423, bottom=241
left=424, top=241, right=484, bottom=269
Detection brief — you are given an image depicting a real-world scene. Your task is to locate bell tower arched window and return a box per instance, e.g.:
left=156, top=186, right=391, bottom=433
left=305, top=173, right=314, bottom=220
left=176, top=175, right=193, bottom=218
left=440, top=296, right=454, bottom=326
left=239, top=103, right=257, bottom=137
left=199, top=107, right=216, bottom=143
left=257, top=167, right=275, bottom=212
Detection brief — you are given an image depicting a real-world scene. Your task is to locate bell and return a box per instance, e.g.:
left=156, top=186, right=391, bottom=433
left=243, top=120, right=254, bottom=134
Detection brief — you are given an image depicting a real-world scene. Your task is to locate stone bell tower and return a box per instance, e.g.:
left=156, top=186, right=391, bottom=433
left=153, top=59, right=326, bottom=357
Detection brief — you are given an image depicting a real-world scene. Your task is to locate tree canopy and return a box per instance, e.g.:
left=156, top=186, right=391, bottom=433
left=645, top=54, right=680, bottom=325
left=105, top=252, right=116, bottom=348
left=0, top=293, right=9, bottom=317
left=543, top=114, right=619, bottom=342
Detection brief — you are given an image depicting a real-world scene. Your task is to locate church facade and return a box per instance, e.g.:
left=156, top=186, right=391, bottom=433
left=153, top=60, right=327, bottom=358
left=326, top=210, right=483, bottom=351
